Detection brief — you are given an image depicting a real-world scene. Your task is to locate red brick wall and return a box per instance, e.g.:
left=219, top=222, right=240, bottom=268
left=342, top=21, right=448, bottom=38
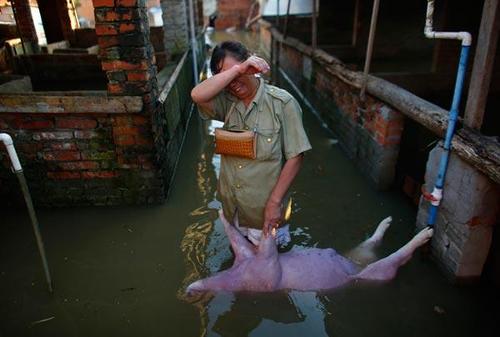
left=215, top=0, right=257, bottom=30
left=0, top=110, right=161, bottom=206
left=276, top=41, right=404, bottom=189
left=313, top=63, right=404, bottom=148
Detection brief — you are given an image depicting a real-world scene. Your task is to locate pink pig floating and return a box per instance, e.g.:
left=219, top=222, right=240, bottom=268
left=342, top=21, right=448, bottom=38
left=187, top=210, right=433, bottom=293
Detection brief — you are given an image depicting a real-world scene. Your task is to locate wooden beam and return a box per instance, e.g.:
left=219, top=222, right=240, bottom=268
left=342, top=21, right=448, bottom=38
left=366, top=76, right=449, bottom=136
left=464, top=0, right=500, bottom=130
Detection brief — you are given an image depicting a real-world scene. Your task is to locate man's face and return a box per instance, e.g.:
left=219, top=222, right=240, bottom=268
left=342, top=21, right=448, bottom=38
left=220, top=55, right=255, bottom=100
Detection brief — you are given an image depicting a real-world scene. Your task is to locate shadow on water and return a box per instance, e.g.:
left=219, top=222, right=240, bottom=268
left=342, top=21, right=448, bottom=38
left=0, top=31, right=498, bottom=337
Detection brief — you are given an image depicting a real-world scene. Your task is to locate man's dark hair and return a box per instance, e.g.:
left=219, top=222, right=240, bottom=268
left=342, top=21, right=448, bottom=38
left=210, top=41, right=251, bottom=74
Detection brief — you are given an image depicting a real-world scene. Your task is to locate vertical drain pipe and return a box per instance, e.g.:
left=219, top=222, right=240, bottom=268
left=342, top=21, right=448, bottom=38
left=0, top=133, right=53, bottom=292
left=423, top=0, right=472, bottom=227
left=360, top=0, right=380, bottom=101
left=188, top=0, right=199, bottom=85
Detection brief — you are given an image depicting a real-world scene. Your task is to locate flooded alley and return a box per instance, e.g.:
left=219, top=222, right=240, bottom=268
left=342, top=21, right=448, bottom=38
left=1, top=98, right=497, bottom=336
left=1, top=0, right=500, bottom=336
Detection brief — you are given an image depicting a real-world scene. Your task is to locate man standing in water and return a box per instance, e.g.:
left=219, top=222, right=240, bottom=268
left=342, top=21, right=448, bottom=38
left=191, top=41, right=311, bottom=245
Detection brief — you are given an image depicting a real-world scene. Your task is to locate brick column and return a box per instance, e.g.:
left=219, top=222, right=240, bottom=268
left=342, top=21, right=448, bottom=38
left=94, top=0, right=158, bottom=97
left=93, top=0, right=165, bottom=202
left=10, top=0, right=39, bottom=50
left=416, top=145, right=500, bottom=281
left=161, top=0, right=189, bottom=57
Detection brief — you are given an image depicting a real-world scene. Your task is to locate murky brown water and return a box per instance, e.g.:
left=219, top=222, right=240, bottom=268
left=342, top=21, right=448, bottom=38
left=0, top=31, right=497, bottom=337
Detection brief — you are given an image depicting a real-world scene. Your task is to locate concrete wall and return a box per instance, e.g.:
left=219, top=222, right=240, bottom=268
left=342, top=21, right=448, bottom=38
left=416, top=145, right=500, bottom=281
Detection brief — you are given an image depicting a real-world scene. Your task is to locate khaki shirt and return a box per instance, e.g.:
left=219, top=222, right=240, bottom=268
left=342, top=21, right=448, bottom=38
left=199, top=78, right=312, bottom=229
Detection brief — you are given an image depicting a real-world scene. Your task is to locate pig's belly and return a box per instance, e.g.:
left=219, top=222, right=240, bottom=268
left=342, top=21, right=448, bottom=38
left=278, top=248, right=359, bottom=291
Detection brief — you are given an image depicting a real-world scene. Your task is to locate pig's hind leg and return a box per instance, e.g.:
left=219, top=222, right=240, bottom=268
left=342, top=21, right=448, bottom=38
left=355, top=227, right=433, bottom=281
left=345, top=216, right=392, bottom=266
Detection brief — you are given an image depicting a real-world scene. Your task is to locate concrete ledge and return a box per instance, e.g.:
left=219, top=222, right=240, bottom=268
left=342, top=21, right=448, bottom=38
left=0, top=93, right=143, bottom=114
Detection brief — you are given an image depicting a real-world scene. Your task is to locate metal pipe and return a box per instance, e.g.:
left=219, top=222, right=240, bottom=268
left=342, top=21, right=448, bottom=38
left=188, top=0, right=199, bottom=85
left=422, top=0, right=472, bottom=227
left=0, top=133, right=53, bottom=292
left=360, top=0, right=380, bottom=101
left=312, top=0, right=317, bottom=50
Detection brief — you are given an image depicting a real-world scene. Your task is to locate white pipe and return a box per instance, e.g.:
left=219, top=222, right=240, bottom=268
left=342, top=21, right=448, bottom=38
left=187, top=0, right=199, bottom=85
left=425, top=0, right=472, bottom=46
left=0, top=133, right=22, bottom=172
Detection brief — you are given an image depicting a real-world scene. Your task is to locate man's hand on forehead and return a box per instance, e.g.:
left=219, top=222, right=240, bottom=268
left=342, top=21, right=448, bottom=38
left=237, top=56, right=270, bottom=75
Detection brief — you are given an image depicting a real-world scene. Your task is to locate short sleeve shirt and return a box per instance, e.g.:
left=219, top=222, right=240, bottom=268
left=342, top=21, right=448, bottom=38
left=199, top=78, right=312, bottom=229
